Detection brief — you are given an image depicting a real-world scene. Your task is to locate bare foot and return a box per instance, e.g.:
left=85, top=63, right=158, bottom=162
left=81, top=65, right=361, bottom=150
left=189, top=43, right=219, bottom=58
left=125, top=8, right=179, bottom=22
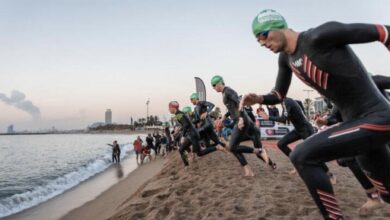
left=289, top=168, right=297, bottom=175
left=243, top=165, right=255, bottom=177
left=328, top=172, right=337, bottom=185
left=216, top=145, right=228, bottom=153
left=359, top=199, right=384, bottom=215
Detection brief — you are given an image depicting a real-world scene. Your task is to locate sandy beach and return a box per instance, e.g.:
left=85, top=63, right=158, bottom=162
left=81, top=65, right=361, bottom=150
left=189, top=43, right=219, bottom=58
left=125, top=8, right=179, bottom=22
left=9, top=140, right=390, bottom=220
left=100, top=141, right=389, bottom=220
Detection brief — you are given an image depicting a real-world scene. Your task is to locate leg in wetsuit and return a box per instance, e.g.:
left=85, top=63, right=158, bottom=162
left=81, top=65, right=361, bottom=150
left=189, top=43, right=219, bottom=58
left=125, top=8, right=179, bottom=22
left=289, top=112, right=390, bottom=219
left=178, top=134, right=217, bottom=167
left=337, top=158, right=376, bottom=195
left=278, top=128, right=330, bottom=173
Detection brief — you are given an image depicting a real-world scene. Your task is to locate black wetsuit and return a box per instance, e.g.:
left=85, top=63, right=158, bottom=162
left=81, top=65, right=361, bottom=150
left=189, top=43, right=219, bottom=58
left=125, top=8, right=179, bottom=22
left=222, top=86, right=264, bottom=166
left=174, top=110, right=217, bottom=166
left=330, top=75, right=390, bottom=200
left=153, top=133, right=162, bottom=155
left=261, top=22, right=390, bottom=219
left=270, top=99, right=312, bottom=152
left=194, top=101, right=226, bottom=148
left=145, top=136, right=156, bottom=155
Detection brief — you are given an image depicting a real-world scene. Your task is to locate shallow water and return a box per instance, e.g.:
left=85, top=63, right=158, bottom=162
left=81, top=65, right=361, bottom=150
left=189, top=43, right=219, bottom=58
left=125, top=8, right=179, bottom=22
left=0, top=134, right=140, bottom=218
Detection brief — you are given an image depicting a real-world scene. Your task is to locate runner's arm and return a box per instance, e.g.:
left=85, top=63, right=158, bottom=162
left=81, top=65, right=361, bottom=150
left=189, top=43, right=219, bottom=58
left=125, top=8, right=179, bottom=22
left=203, top=101, right=215, bottom=113
left=262, top=53, right=292, bottom=105
left=310, top=22, right=390, bottom=50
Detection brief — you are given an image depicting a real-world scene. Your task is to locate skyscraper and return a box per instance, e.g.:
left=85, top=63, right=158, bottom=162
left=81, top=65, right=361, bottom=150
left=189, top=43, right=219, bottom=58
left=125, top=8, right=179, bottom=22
left=7, top=125, right=14, bottom=134
left=105, top=109, right=112, bottom=124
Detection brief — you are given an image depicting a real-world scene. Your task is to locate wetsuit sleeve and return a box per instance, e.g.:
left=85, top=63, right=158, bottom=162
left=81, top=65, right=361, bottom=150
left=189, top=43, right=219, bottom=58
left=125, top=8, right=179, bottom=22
left=309, top=22, right=390, bottom=50
left=197, top=118, right=213, bottom=133
left=262, top=53, right=292, bottom=105
left=204, top=101, right=215, bottom=113
left=372, top=75, right=390, bottom=90
left=269, top=115, right=287, bottom=123
left=269, top=101, right=289, bottom=123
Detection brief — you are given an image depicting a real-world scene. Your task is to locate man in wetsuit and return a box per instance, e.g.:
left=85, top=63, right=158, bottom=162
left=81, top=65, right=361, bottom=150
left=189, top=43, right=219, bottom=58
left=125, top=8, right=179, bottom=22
left=259, top=97, right=336, bottom=182
left=240, top=9, right=390, bottom=219
left=315, top=74, right=390, bottom=215
left=211, top=75, right=276, bottom=177
left=190, top=93, right=227, bottom=149
left=168, top=101, right=225, bottom=167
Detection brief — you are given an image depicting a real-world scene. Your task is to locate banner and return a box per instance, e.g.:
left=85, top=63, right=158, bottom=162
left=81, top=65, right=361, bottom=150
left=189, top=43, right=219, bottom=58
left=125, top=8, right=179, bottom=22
left=258, top=118, right=295, bottom=139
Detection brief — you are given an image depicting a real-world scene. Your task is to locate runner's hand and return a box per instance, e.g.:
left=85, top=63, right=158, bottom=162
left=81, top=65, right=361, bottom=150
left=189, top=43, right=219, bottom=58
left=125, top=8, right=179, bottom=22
left=259, top=111, right=269, bottom=120
left=315, top=117, right=328, bottom=127
left=238, top=117, right=245, bottom=130
left=239, top=93, right=261, bottom=111
left=200, top=112, right=207, bottom=120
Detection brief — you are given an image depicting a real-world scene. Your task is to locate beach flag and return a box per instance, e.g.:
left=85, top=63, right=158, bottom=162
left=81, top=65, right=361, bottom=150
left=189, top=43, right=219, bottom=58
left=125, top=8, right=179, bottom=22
left=195, top=77, right=206, bottom=101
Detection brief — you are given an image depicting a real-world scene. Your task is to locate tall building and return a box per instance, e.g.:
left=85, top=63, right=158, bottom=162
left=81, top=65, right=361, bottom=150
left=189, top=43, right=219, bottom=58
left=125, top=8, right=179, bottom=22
left=314, top=97, right=327, bottom=113
left=7, top=125, right=14, bottom=134
left=105, top=109, right=112, bottom=124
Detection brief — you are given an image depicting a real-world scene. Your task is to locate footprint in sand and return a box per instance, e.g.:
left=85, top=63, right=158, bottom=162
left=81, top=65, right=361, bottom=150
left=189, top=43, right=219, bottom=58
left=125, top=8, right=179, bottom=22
left=129, top=212, right=146, bottom=220
left=129, top=201, right=150, bottom=210
left=141, top=187, right=164, bottom=198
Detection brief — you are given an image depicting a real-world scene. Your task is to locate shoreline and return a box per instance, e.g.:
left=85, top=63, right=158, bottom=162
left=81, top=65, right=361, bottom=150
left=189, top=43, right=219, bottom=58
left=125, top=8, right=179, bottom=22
left=61, top=158, right=165, bottom=220
left=5, top=141, right=390, bottom=219
left=2, top=154, right=164, bottom=220
left=0, top=130, right=149, bottom=136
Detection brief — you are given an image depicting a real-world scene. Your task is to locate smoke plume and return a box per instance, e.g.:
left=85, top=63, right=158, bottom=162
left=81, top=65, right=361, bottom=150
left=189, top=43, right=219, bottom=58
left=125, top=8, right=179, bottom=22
left=0, top=90, right=41, bottom=120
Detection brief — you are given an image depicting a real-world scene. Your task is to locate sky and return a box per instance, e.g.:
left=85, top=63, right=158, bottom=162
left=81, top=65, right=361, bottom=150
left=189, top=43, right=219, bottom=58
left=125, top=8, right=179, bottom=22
left=1, top=0, right=390, bottom=131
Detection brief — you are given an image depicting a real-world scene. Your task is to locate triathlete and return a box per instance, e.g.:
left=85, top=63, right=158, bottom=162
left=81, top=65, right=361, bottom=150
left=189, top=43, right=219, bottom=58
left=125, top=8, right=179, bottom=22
left=211, top=75, right=275, bottom=177
left=169, top=101, right=225, bottom=167
left=241, top=9, right=390, bottom=219
left=315, top=74, right=390, bottom=214
left=190, top=93, right=227, bottom=149
left=259, top=97, right=336, bottom=183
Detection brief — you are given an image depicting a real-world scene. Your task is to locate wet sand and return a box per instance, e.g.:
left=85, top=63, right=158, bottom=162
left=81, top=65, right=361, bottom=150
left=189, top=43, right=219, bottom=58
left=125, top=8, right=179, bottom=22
left=61, top=158, right=165, bottom=220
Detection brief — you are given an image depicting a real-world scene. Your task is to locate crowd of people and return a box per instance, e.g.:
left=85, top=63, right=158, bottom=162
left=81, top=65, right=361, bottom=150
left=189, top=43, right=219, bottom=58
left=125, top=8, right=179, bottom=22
left=165, top=9, right=390, bottom=220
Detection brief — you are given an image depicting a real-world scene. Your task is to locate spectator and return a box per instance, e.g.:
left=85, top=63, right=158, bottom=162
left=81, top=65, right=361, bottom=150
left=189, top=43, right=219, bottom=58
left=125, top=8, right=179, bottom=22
left=107, top=140, right=121, bottom=164
left=153, top=131, right=162, bottom=155
left=133, top=136, right=143, bottom=164
left=160, top=134, right=168, bottom=157
left=141, top=144, right=152, bottom=164
left=146, top=134, right=156, bottom=156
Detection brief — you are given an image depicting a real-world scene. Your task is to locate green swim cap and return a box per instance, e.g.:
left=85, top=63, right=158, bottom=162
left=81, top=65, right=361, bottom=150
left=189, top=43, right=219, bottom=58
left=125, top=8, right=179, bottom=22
left=182, top=106, right=192, bottom=113
left=190, top=93, right=199, bottom=100
left=252, top=9, right=288, bottom=37
left=211, top=75, right=224, bottom=85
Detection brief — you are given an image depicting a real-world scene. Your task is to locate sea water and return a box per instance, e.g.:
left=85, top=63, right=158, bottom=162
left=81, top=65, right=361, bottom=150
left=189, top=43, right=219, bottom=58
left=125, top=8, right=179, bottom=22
left=0, top=134, right=140, bottom=218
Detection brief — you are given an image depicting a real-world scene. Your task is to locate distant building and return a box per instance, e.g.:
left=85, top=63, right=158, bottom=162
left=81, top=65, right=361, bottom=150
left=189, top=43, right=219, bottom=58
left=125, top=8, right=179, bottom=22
left=7, top=125, right=14, bottom=134
left=105, top=109, right=112, bottom=124
left=314, top=97, right=327, bottom=113
left=89, top=122, right=105, bottom=129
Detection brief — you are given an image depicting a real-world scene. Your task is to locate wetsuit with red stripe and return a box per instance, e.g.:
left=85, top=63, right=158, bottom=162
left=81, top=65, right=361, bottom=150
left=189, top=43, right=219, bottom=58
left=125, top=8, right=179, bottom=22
left=330, top=75, right=390, bottom=200
left=261, top=22, right=390, bottom=220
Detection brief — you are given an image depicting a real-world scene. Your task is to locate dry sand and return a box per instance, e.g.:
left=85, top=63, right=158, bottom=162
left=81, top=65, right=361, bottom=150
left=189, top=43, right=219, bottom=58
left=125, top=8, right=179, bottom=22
left=106, top=141, right=390, bottom=220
